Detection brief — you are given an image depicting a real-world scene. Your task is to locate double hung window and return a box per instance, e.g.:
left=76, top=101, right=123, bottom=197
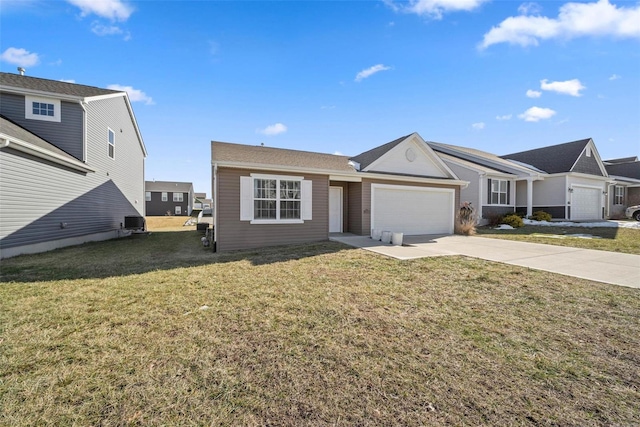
left=490, top=179, right=509, bottom=205
left=614, top=186, right=624, bottom=205
left=240, top=175, right=311, bottom=223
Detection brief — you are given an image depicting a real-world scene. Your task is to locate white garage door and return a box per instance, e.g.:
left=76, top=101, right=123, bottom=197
left=571, top=186, right=601, bottom=220
left=371, top=184, right=454, bottom=235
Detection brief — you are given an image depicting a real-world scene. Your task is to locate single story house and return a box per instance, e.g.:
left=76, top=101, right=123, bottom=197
left=428, top=141, right=544, bottom=224
left=211, top=133, right=468, bottom=252
left=145, top=180, right=194, bottom=216
left=603, top=157, right=640, bottom=218
left=501, top=138, right=613, bottom=221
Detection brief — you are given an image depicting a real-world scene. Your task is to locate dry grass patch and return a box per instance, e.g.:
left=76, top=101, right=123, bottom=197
left=1, top=233, right=639, bottom=426
left=146, top=215, right=196, bottom=232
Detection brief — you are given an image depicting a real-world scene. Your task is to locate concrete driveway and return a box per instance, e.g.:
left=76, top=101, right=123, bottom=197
left=329, top=234, right=640, bottom=289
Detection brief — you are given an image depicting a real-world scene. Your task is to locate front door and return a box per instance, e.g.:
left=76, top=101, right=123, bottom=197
left=329, top=186, right=343, bottom=233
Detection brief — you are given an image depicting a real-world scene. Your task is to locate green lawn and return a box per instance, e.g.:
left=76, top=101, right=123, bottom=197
left=1, top=230, right=639, bottom=426
left=476, top=224, right=640, bottom=255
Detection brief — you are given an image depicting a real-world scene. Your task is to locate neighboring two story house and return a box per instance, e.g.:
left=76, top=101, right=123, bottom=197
left=0, top=71, right=147, bottom=258
left=145, top=180, right=194, bottom=216
left=604, top=157, right=640, bottom=219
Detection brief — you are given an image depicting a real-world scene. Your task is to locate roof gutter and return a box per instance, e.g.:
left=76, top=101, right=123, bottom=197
left=0, top=134, right=96, bottom=173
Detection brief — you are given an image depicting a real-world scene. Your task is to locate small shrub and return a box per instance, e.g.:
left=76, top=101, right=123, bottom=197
left=484, top=212, right=505, bottom=227
left=502, top=214, right=524, bottom=228
left=530, top=211, right=552, bottom=222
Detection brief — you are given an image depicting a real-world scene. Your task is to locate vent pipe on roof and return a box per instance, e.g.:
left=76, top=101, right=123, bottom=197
left=17, top=67, right=25, bottom=76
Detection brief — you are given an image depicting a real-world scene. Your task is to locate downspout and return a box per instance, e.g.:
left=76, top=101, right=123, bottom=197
left=77, top=100, right=88, bottom=163
left=213, top=162, right=218, bottom=252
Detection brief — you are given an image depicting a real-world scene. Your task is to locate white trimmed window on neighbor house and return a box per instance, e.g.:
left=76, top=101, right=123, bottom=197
left=161, top=192, right=168, bottom=202
left=108, top=128, right=115, bottom=159
left=145, top=192, right=151, bottom=202
left=175, top=206, right=181, bottom=215
left=25, top=96, right=60, bottom=122
left=173, top=192, right=184, bottom=202
left=614, top=186, right=624, bottom=205
left=489, top=179, right=509, bottom=205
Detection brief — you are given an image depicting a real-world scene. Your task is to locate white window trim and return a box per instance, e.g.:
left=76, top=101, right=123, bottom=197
left=107, top=127, right=115, bottom=160
left=161, top=192, right=168, bottom=202
left=614, top=186, right=624, bottom=205
left=175, top=206, right=182, bottom=215
left=145, top=192, right=151, bottom=202
left=25, top=95, right=61, bottom=122
left=173, top=192, right=184, bottom=202
left=240, top=174, right=311, bottom=224
left=489, top=178, right=509, bottom=206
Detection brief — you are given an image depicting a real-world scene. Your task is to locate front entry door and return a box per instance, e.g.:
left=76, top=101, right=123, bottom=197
left=329, top=187, right=343, bottom=233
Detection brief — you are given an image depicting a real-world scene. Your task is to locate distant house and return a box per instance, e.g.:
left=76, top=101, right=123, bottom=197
left=211, top=133, right=468, bottom=252
left=0, top=71, right=147, bottom=259
left=428, top=142, right=544, bottom=224
left=193, top=192, right=212, bottom=211
left=145, top=181, right=194, bottom=216
left=501, top=139, right=612, bottom=221
left=603, top=157, right=640, bottom=218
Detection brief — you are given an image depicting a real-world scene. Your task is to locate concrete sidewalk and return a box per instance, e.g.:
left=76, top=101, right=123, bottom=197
left=329, top=234, right=640, bottom=289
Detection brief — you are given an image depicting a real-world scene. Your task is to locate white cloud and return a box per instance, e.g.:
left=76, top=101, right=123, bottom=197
left=480, top=0, right=640, bottom=49
left=609, top=74, right=621, bottom=80
left=67, top=0, right=134, bottom=21
left=91, top=22, right=124, bottom=36
left=518, top=106, right=557, bottom=122
left=526, top=89, right=542, bottom=98
left=518, top=2, right=543, bottom=16
left=0, top=47, right=40, bottom=67
left=540, top=78, right=585, bottom=96
left=334, top=151, right=344, bottom=155
left=107, top=84, right=154, bottom=105
left=257, top=123, right=288, bottom=136
left=355, top=64, right=391, bottom=82
left=472, top=122, right=485, bottom=130
left=496, top=114, right=512, bottom=120
left=386, top=0, right=488, bottom=20
left=60, top=79, right=76, bottom=83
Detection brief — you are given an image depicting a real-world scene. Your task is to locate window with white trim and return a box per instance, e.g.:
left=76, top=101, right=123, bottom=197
left=175, top=206, right=181, bottom=215
left=240, top=175, right=312, bottom=223
left=489, top=179, right=509, bottom=205
left=173, top=192, right=184, bottom=202
left=108, top=128, right=115, bottom=159
left=145, top=192, right=151, bottom=202
left=161, top=192, right=168, bottom=202
left=614, top=186, right=624, bottom=205
left=25, top=96, right=61, bottom=122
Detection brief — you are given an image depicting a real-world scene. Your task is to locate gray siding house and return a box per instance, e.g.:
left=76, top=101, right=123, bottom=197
left=604, top=157, right=640, bottom=218
left=0, top=71, right=147, bottom=258
left=145, top=181, right=194, bottom=216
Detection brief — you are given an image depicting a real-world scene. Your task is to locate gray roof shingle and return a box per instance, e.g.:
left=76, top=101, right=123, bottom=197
left=145, top=181, right=193, bottom=192
left=605, top=161, right=640, bottom=180
left=0, top=71, right=122, bottom=98
left=501, top=139, right=592, bottom=174
left=1, top=115, right=80, bottom=161
left=211, top=141, right=356, bottom=173
left=349, top=134, right=412, bottom=169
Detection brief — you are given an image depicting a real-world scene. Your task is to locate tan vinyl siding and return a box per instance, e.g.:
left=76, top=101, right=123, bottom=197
left=216, top=168, right=329, bottom=252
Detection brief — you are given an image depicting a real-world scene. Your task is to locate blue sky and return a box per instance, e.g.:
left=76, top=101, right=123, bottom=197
left=1, top=0, right=639, bottom=194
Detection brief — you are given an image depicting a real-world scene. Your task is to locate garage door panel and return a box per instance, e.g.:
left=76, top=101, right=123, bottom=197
left=571, top=187, right=601, bottom=220
left=372, top=186, right=454, bottom=235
